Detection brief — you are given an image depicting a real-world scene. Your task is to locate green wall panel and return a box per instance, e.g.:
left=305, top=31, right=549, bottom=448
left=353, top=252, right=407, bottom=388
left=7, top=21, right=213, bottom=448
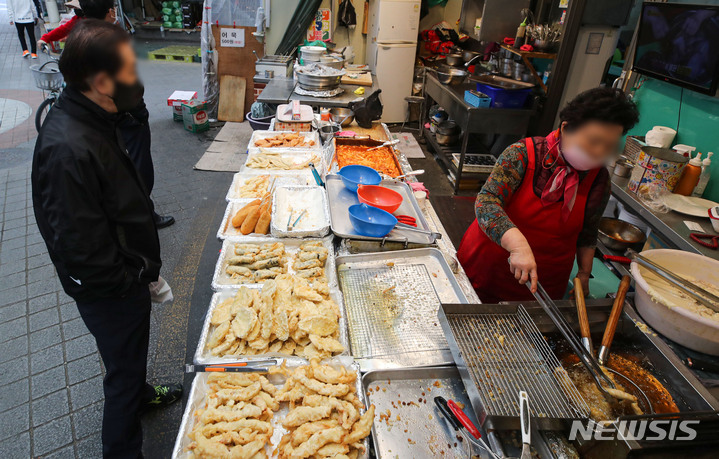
left=677, top=89, right=719, bottom=200
left=626, top=79, right=682, bottom=139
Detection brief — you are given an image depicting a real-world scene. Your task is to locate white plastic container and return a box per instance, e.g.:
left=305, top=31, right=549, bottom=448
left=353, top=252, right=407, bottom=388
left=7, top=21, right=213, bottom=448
left=693, top=152, right=713, bottom=197
left=631, top=249, right=719, bottom=355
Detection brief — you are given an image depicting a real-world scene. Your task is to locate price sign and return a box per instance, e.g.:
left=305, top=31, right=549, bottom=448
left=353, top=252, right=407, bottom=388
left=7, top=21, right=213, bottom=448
left=220, top=28, right=245, bottom=48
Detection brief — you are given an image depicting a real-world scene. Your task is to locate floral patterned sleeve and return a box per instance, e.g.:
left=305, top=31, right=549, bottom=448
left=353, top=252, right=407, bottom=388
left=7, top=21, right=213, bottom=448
left=474, top=142, right=528, bottom=245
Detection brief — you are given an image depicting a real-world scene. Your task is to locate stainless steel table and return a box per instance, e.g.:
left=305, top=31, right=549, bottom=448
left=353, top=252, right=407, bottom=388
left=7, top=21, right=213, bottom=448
left=257, top=77, right=378, bottom=108
left=610, top=175, right=719, bottom=260
left=422, top=73, right=534, bottom=193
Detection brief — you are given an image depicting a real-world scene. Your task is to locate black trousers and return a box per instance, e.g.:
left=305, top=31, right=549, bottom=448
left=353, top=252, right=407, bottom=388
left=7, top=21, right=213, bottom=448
left=76, top=284, right=155, bottom=459
left=15, top=22, right=36, bottom=54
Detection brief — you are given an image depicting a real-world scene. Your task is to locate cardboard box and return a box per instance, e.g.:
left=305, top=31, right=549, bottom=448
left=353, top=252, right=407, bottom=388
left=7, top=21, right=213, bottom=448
left=182, top=100, right=209, bottom=133
left=167, top=90, right=197, bottom=121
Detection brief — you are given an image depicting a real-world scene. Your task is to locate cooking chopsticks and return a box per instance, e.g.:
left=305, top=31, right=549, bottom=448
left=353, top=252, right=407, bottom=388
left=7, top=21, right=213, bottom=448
left=627, top=249, right=719, bottom=313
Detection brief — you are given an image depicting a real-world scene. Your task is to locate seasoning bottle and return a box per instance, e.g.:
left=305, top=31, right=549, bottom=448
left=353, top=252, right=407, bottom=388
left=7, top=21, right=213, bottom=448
left=674, top=152, right=703, bottom=196
left=693, top=152, right=714, bottom=197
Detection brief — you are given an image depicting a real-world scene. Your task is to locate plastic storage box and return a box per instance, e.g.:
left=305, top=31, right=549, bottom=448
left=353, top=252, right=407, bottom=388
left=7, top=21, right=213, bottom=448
left=476, top=83, right=531, bottom=109
left=464, top=90, right=491, bottom=108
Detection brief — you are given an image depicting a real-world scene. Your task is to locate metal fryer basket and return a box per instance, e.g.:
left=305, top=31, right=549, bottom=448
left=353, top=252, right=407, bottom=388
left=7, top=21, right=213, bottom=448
left=439, top=303, right=590, bottom=430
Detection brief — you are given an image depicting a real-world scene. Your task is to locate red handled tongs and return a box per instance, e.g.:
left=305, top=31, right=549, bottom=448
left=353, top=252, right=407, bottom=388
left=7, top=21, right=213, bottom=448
left=434, top=396, right=499, bottom=459
left=185, top=359, right=277, bottom=373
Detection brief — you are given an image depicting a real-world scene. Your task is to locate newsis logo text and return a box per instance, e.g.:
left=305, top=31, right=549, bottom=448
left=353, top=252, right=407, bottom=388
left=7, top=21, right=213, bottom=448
left=569, top=419, right=700, bottom=441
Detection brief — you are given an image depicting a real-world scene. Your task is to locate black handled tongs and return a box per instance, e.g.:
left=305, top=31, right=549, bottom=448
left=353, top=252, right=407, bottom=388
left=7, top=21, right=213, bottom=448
left=528, top=282, right=617, bottom=395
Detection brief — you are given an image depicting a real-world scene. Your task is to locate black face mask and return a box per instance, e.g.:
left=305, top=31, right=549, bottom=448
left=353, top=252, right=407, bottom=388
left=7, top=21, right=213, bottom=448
left=111, top=80, right=144, bottom=113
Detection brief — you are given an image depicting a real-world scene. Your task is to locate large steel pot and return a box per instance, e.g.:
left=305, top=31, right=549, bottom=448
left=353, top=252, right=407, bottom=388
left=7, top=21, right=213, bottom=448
left=597, top=217, right=646, bottom=250
left=296, top=68, right=346, bottom=91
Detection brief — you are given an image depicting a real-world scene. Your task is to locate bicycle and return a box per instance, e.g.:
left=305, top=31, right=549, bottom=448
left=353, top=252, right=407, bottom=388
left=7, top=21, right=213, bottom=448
left=30, top=45, right=64, bottom=132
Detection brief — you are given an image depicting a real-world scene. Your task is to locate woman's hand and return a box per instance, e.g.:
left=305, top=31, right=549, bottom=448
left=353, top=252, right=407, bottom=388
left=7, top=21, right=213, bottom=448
left=501, top=228, right=538, bottom=292
left=571, top=271, right=590, bottom=297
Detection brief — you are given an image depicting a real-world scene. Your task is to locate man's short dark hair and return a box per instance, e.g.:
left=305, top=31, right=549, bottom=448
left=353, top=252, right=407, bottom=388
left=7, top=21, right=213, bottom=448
left=79, top=0, right=115, bottom=20
left=59, top=19, right=129, bottom=91
left=559, top=87, right=639, bottom=135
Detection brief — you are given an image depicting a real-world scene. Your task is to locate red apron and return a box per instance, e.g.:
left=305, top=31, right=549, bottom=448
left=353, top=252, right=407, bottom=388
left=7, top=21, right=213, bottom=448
left=457, top=137, right=599, bottom=303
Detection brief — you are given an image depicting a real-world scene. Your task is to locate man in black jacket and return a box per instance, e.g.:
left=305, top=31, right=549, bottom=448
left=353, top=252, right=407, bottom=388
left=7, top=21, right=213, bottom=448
left=32, top=20, right=181, bottom=458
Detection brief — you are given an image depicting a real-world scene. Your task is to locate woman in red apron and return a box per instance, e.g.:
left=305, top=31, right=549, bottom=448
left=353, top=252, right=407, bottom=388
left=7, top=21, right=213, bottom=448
left=458, top=88, right=639, bottom=302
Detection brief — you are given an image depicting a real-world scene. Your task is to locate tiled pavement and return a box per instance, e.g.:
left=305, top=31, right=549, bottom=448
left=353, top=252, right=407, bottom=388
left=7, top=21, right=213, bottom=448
left=0, top=4, right=230, bottom=457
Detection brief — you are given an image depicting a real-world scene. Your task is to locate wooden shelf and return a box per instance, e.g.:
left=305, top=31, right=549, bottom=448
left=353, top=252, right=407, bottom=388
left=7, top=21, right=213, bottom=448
left=500, top=44, right=557, bottom=93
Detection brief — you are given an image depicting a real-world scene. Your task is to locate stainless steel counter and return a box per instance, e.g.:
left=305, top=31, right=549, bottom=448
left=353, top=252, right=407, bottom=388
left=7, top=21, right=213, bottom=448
left=256, top=77, right=379, bottom=108
left=610, top=175, right=719, bottom=260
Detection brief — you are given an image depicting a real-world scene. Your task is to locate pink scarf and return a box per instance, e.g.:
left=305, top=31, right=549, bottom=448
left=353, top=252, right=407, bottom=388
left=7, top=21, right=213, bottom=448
left=539, top=131, right=579, bottom=222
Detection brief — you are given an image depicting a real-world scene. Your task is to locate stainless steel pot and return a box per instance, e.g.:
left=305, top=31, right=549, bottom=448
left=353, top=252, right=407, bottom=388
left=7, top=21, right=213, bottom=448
left=329, top=107, right=354, bottom=127
left=296, top=68, right=345, bottom=90
left=436, top=120, right=460, bottom=145
left=598, top=217, right=647, bottom=250
left=613, top=156, right=634, bottom=177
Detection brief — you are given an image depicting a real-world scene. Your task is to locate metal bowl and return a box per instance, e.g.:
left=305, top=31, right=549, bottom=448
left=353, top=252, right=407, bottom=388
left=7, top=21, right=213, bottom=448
left=462, top=49, right=480, bottom=63
left=320, top=54, right=345, bottom=70
left=445, top=53, right=464, bottom=67
left=329, top=107, right=354, bottom=127
left=432, top=65, right=468, bottom=85
left=598, top=217, right=647, bottom=251
left=296, top=67, right=345, bottom=91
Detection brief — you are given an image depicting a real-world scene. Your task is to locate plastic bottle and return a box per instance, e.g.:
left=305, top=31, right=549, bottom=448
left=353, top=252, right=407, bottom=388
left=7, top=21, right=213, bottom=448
left=693, top=152, right=714, bottom=197
left=674, top=152, right=703, bottom=196
left=514, top=18, right=527, bottom=49
left=543, top=63, right=552, bottom=85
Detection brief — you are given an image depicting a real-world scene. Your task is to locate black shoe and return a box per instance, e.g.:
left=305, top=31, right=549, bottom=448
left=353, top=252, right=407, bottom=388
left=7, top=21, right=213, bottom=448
left=144, top=383, right=183, bottom=410
left=154, top=213, right=175, bottom=229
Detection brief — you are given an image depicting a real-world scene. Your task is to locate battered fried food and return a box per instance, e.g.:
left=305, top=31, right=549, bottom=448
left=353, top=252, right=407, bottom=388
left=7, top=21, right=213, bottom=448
left=188, top=373, right=278, bottom=458
left=206, top=274, right=342, bottom=359
left=253, top=132, right=316, bottom=149
left=225, top=242, right=287, bottom=285
left=236, top=175, right=270, bottom=198
left=292, top=242, right=329, bottom=282
left=275, top=361, right=374, bottom=459
left=246, top=150, right=320, bottom=170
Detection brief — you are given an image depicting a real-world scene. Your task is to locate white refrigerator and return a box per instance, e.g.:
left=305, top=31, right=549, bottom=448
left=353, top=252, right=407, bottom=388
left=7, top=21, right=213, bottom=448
left=366, top=0, right=421, bottom=123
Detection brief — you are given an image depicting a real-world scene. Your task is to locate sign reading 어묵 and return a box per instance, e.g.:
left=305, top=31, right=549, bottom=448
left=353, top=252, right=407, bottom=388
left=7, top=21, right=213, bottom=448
left=220, top=28, right=245, bottom=48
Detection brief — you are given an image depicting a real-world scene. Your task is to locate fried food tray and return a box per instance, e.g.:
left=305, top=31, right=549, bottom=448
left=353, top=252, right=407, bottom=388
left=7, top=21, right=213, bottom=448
left=194, top=288, right=349, bottom=365
left=172, top=358, right=369, bottom=459
left=270, top=186, right=331, bottom=238
left=247, top=130, right=321, bottom=155
left=362, top=365, right=480, bottom=459
left=335, top=249, right=468, bottom=371
left=438, top=303, right=590, bottom=431
left=211, top=237, right=336, bottom=290
left=225, top=172, right=315, bottom=202
left=325, top=175, right=435, bottom=245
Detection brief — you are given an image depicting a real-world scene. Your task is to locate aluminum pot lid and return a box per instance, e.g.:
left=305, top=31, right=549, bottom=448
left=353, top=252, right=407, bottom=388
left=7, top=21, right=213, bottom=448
left=641, top=146, right=689, bottom=163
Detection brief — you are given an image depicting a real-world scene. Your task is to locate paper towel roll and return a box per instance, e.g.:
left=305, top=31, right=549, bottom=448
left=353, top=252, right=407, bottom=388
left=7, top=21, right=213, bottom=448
left=645, top=126, right=677, bottom=148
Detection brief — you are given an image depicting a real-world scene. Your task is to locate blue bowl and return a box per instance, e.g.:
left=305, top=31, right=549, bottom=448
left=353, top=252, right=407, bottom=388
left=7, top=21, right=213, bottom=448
left=348, top=203, right=398, bottom=237
left=338, top=165, right=382, bottom=192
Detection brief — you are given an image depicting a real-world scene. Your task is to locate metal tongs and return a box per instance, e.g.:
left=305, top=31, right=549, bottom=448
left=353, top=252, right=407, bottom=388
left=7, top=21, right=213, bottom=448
left=434, top=396, right=499, bottom=459
left=627, top=249, right=719, bottom=313
left=528, top=282, right=617, bottom=395
left=185, top=359, right=278, bottom=373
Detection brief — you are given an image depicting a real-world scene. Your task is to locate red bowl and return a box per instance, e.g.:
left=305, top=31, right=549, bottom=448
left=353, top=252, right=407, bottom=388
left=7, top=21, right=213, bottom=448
left=357, top=185, right=403, bottom=213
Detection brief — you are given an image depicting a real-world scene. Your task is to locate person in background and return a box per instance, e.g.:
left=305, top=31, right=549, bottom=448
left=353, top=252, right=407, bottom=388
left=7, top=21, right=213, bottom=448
left=37, top=0, right=176, bottom=228
left=458, top=87, right=639, bottom=303
left=32, top=20, right=182, bottom=458
left=8, top=0, right=38, bottom=58
left=37, top=0, right=84, bottom=47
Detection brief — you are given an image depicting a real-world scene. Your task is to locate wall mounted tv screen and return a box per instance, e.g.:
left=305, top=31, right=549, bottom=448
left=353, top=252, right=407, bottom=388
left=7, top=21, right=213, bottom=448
left=633, top=3, right=719, bottom=94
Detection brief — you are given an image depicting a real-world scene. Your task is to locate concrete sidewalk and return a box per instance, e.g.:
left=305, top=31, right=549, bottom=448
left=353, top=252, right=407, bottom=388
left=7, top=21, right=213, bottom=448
left=0, top=4, right=231, bottom=457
